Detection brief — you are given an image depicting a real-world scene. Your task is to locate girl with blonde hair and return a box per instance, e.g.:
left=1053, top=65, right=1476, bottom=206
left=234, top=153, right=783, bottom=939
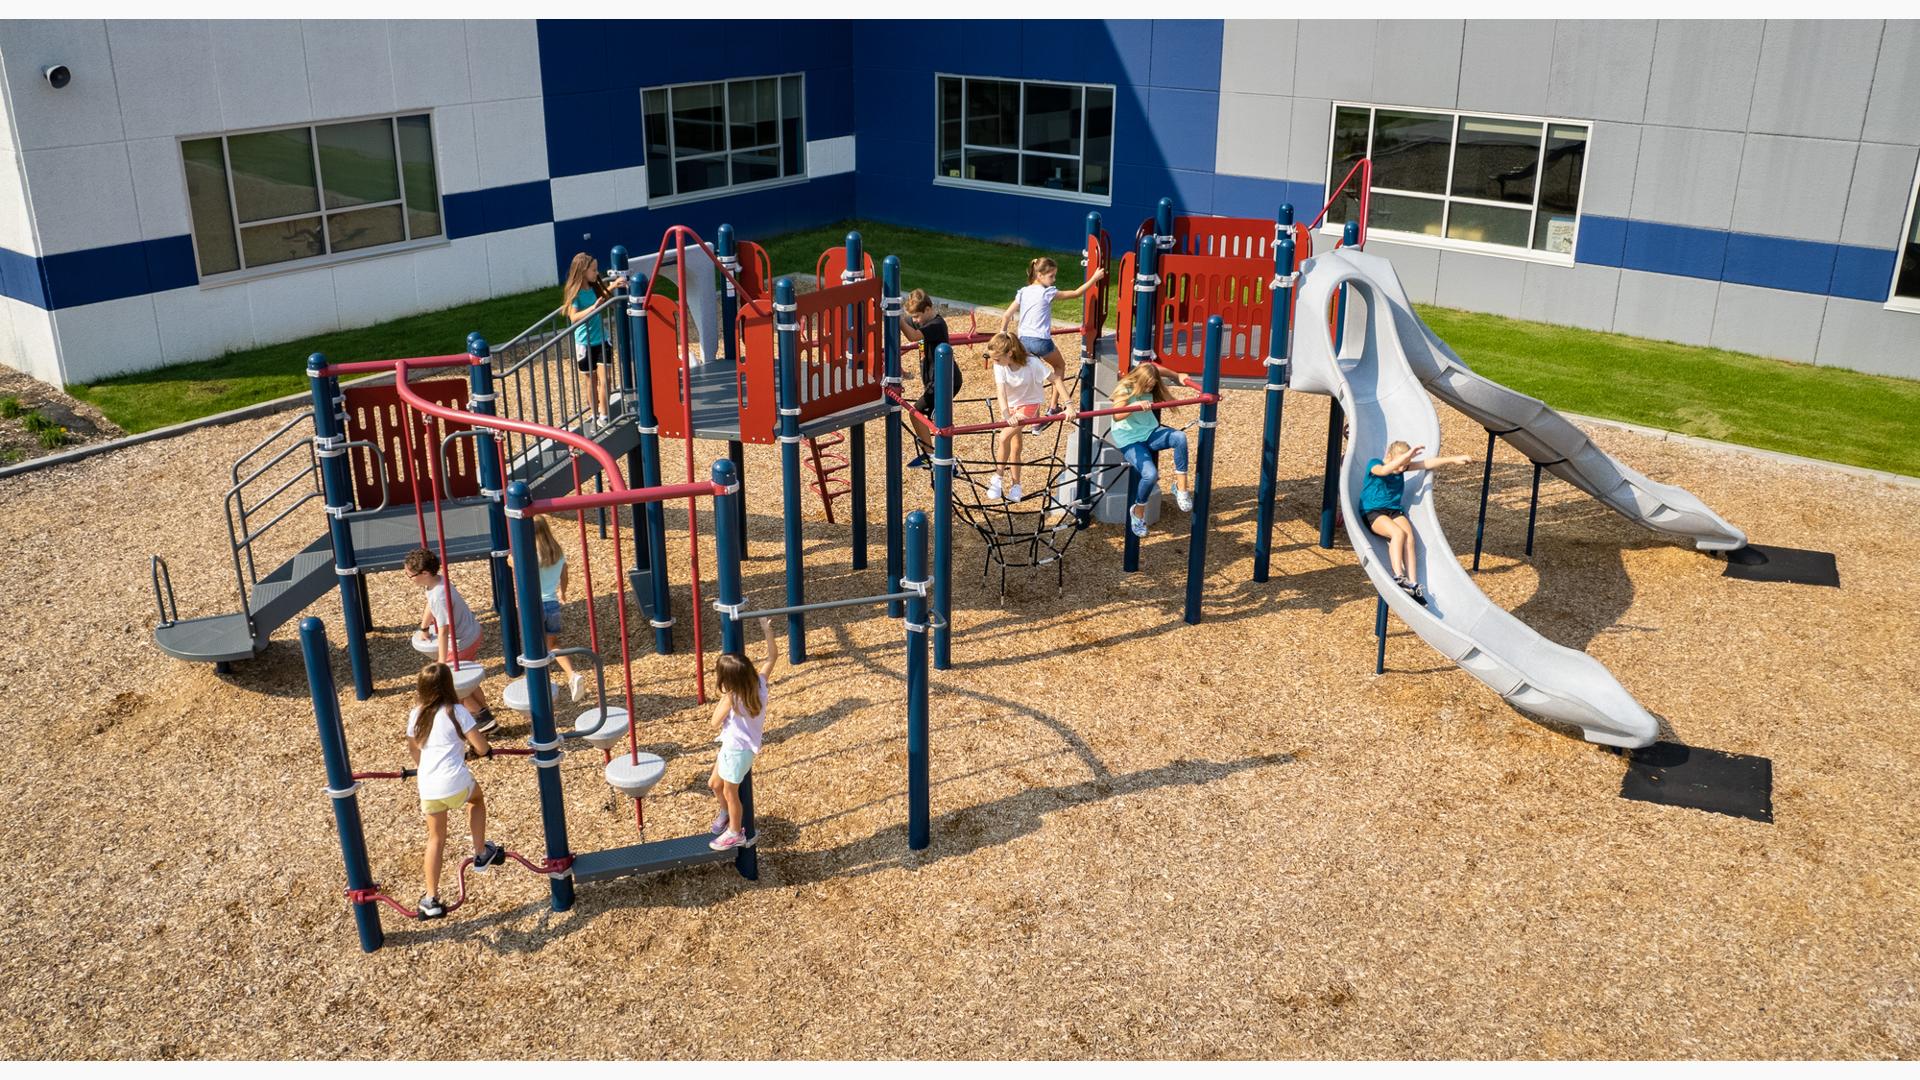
left=1108, top=361, right=1202, bottom=538
left=563, top=252, right=616, bottom=426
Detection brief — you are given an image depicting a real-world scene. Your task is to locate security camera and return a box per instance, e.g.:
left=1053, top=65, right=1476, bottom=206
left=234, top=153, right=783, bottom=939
left=43, top=65, right=71, bottom=90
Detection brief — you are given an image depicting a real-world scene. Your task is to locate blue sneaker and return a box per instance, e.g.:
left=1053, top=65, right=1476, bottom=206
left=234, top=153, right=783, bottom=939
left=907, top=454, right=930, bottom=470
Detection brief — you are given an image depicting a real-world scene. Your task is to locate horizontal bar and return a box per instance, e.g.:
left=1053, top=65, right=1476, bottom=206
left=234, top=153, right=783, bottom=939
left=734, top=591, right=917, bottom=621
left=883, top=385, right=1216, bottom=438
left=525, top=480, right=723, bottom=518
left=317, top=353, right=475, bottom=377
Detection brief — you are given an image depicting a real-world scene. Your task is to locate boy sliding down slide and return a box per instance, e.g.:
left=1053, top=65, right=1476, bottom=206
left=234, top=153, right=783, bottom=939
left=1361, top=440, right=1471, bottom=606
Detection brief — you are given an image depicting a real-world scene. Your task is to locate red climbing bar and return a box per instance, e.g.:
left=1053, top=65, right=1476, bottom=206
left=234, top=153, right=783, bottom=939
left=314, top=353, right=475, bottom=378
left=882, top=384, right=1216, bottom=439
left=525, top=480, right=726, bottom=519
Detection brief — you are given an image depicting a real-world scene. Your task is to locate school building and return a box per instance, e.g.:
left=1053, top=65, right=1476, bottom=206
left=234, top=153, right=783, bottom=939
left=1, top=19, right=1916, bottom=388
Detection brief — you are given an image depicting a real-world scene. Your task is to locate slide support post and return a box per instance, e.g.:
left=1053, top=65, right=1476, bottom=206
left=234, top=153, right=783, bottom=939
left=1254, top=204, right=1296, bottom=583
left=1473, top=428, right=1495, bottom=572
left=1184, top=317, right=1223, bottom=624
left=1525, top=462, right=1543, bottom=558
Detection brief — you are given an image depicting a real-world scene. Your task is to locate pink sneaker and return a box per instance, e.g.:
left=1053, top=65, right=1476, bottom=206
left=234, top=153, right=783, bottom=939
left=709, top=829, right=746, bottom=851
left=710, top=811, right=730, bottom=835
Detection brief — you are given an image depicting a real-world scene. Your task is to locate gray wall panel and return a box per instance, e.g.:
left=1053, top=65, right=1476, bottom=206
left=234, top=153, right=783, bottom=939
left=1643, top=20, right=1762, bottom=131
left=1215, top=92, right=1291, bottom=180
left=1371, top=20, right=1461, bottom=110
left=1612, top=270, right=1719, bottom=346
left=1748, top=20, right=1881, bottom=140
left=1709, top=282, right=1825, bottom=363
left=1546, top=20, right=1656, bottom=124
left=1863, top=20, right=1920, bottom=146
left=1816, top=297, right=1920, bottom=379
left=1729, top=135, right=1859, bottom=243
left=1630, top=125, right=1745, bottom=229
left=1219, top=19, right=1296, bottom=98
left=1839, top=142, right=1920, bottom=249
left=1295, top=21, right=1376, bottom=102
left=1288, top=97, right=1333, bottom=189
left=106, top=21, right=222, bottom=142
left=1366, top=239, right=1440, bottom=306
left=1457, top=21, right=1554, bottom=116
left=1434, top=249, right=1527, bottom=318
left=212, top=21, right=313, bottom=131
left=1520, top=262, right=1622, bottom=333
left=1580, top=122, right=1641, bottom=219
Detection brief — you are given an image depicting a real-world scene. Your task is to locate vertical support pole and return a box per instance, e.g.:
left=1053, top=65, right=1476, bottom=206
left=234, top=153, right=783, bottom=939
left=774, top=277, right=807, bottom=665
left=1123, top=234, right=1158, bottom=574
left=467, top=334, right=520, bottom=679
left=614, top=248, right=651, bottom=614
left=712, top=458, right=745, bottom=657
left=302, top=617, right=382, bottom=953
left=1374, top=598, right=1388, bottom=675
left=727, top=439, right=747, bottom=561
left=1525, top=462, right=1543, bottom=558
left=1473, top=428, right=1495, bottom=573
left=1185, top=316, right=1224, bottom=625
left=881, top=255, right=906, bottom=617
left=308, top=353, right=373, bottom=701
left=628, top=262, right=674, bottom=655
left=849, top=421, right=868, bottom=570
left=506, top=482, right=575, bottom=912
left=1075, top=212, right=1101, bottom=527
left=843, top=230, right=865, bottom=348
left=1254, top=205, right=1295, bottom=583
left=1154, top=196, right=1174, bottom=245
left=904, top=509, right=930, bottom=850
left=715, top=225, right=738, bottom=367
left=609, top=244, right=633, bottom=415
left=1319, top=220, right=1360, bottom=550
left=932, top=343, right=954, bottom=671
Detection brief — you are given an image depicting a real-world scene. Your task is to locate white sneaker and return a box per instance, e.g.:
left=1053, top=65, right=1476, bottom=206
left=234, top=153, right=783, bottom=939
left=985, top=477, right=1003, bottom=501
left=1009, top=482, right=1024, bottom=503
left=1175, top=488, right=1193, bottom=512
left=1129, top=511, right=1148, bottom=538
left=569, top=673, right=586, bottom=702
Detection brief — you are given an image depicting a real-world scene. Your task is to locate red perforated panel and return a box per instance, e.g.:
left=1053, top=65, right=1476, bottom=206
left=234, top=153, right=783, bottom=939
left=342, top=379, right=478, bottom=509
left=737, top=276, right=884, bottom=440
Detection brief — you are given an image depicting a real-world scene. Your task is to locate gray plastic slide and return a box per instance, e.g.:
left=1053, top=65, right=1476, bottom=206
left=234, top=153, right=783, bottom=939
left=1290, top=247, right=1665, bottom=747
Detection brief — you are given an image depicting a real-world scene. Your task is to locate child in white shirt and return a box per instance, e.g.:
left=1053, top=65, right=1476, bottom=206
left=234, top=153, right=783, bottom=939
left=406, top=662, right=504, bottom=919
left=986, top=331, right=1072, bottom=503
left=1002, top=256, right=1105, bottom=393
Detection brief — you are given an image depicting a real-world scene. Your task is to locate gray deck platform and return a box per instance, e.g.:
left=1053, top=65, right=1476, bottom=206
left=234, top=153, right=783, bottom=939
left=571, top=833, right=751, bottom=883
left=682, top=362, right=888, bottom=442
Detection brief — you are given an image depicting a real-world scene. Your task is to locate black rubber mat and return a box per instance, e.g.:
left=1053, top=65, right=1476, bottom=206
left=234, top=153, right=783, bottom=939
left=1721, top=544, right=1839, bottom=587
left=1619, top=742, right=1773, bottom=823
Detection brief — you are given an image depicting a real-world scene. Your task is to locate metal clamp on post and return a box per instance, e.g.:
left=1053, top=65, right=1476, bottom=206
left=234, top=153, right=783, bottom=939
left=1270, top=272, right=1300, bottom=290
left=930, top=455, right=956, bottom=467
left=719, top=482, right=741, bottom=496
left=1198, top=419, right=1219, bottom=430
left=325, top=782, right=363, bottom=799
left=333, top=564, right=363, bottom=577
left=649, top=616, right=676, bottom=629
left=504, top=505, right=525, bottom=519
left=1155, top=234, right=1175, bottom=252
left=841, top=269, right=861, bottom=284
left=881, top=296, right=903, bottom=317
left=481, top=488, right=505, bottom=501
left=516, top=654, right=552, bottom=669
left=777, top=433, right=805, bottom=445
left=779, top=406, right=802, bottom=417
left=470, top=391, right=498, bottom=405
left=713, top=599, right=746, bottom=620
left=637, top=423, right=659, bottom=436
left=525, top=736, right=563, bottom=753
left=1134, top=273, right=1161, bottom=293
left=313, top=433, right=346, bottom=459
left=881, top=376, right=903, bottom=388
left=489, top=548, right=511, bottom=559
left=324, top=502, right=355, bottom=520
left=774, top=299, right=799, bottom=333
left=899, top=577, right=930, bottom=597
left=1131, top=347, right=1156, bottom=362
left=534, top=755, right=564, bottom=770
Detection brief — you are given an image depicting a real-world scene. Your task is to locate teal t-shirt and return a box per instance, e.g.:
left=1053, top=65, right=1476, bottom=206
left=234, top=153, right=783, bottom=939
left=572, top=288, right=606, bottom=350
left=538, top=556, right=566, bottom=603
left=1109, top=392, right=1160, bottom=448
left=1360, top=457, right=1404, bottom=513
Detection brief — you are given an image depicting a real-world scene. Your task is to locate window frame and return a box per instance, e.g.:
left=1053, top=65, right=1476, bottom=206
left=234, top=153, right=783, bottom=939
left=641, top=72, right=809, bottom=209
left=1888, top=162, right=1920, bottom=314
left=931, top=73, right=1116, bottom=207
left=177, top=110, right=448, bottom=287
left=1324, top=101, right=1593, bottom=266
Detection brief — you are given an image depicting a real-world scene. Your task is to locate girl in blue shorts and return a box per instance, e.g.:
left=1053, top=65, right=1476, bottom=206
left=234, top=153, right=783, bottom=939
left=530, top=517, right=585, bottom=701
left=708, top=617, right=780, bottom=851
left=1362, top=440, right=1470, bottom=605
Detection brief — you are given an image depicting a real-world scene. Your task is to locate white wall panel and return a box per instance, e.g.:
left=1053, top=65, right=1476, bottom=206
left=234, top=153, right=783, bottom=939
left=124, top=136, right=192, bottom=243
left=1214, top=93, right=1289, bottom=180
left=107, top=21, right=222, bottom=141
left=1611, top=269, right=1718, bottom=347
left=1547, top=21, right=1656, bottom=124
left=485, top=223, right=555, bottom=297
left=1287, top=97, right=1332, bottom=191
left=1748, top=20, right=1881, bottom=141
left=303, top=21, right=397, bottom=121
left=1728, top=135, right=1859, bottom=244
left=49, top=293, right=162, bottom=382
left=152, top=283, right=255, bottom=366
left=21, top=142, right=140, bottom=255
left=0, top=20, right=125, bottom=151
left=464, top=20, right=540, bottom=104
left=1863, top=20, right=1920, bottom=147
left=1839, top=142, right=1920, bottom=250
left=471, top=97, right=548, bottom=190
left=212, top=21, right=312, bottom=132
left=390, top=21, right=473, bottom=110
left=331, top=250, right=421, bottom=330
left=4, top=298, right=61, bottom=385
left=1643, top=20, right=1762, bottom=131
left=1709, top=282, right=1825, bottom=363
left=1294, top=21, right=1375, bottom=103
left=1434, top=249, right=1527, bottom=319
left=1370, top=20, right=1461, bottom=110
left=430, top=104, right=481, bottom=196
left=1629, top=125, right=1744, bottom=230
left=1816, top=297, right=1920, bottom=379
left=808, top=136, right=855, bottom=178
left=1520, top=262, right=1622, bottom=333
left=246, top=267, right=340, bottom=343
left=1219, top=20, right=1295, bottom=98
left=0, top=151, right=36, bottom=254
left=1457, top=21, right=1554, bottom=117
left=412, top=236, right=492, bottom=313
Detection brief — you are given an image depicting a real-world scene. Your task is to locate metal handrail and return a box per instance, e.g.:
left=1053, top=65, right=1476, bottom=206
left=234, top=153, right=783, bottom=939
left=150, top=554, right=179, bottom=627
left=227, top=415, right=322, bottom=588
left=234, top=490, right=324, bottom=550
left=338, top=439, right=392, bottom=514
left=437, top=429, right=500, bottom=502
left=1308, top=157, right=1372, bottom=245
left=488, top=291, right=630, bottom=476
left=230, top=409, right=314, bottom=488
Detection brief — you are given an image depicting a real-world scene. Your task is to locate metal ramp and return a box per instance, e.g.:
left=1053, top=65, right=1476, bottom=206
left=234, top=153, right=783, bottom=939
left=570, top=833, right=751, bottom=883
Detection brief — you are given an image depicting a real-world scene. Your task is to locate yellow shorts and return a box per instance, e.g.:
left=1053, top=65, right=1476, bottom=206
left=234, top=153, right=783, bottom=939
left=421, top=784, right=473, bottom=815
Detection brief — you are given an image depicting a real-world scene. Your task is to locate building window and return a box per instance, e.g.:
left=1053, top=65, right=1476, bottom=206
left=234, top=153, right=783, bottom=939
left=1893, top=167, right=1920, bottom=308
left=935, top=75, right=1114, bottom=203
left=1326, top=103, right=1588, bottom=258
left=182, top=114, right=442, bottom=279
left=643, top=75, right=806, bottom=203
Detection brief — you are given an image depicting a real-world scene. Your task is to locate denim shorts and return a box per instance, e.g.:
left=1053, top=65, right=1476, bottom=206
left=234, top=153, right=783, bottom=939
left=1019, top=335, right=1055, bottom=358
left=541, top=600, right=563, bottom=635
left=715, top=747, right=756, bottom=784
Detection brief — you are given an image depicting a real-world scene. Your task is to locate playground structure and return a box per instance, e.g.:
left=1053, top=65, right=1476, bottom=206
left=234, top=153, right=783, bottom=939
left=143, top=155, right=1770, bottom=949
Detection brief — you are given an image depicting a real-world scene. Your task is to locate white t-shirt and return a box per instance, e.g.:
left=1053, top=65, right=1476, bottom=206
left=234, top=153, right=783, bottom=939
left=1015, top=283, right=1060, bottom=340
left=407, top=704, right=477, bottom=800
left=993, top=356, right=1051, bottom=409
left=716, top=676, right=769, bottom=754
left=426, top=579, right=481, bottom=652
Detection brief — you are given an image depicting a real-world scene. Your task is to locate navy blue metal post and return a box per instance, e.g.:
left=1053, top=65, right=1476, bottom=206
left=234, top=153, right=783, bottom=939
left=1154, top=197, right=1174, bottom=246
left=774, top=278, right=807, bottom=665
left=1075, top=212, right=1102, bottom=526
left=308, top=353, right=373, bottom=700
left=626, top=262, right=674, bottom=654
left=1318, top=220, right=1360, bottom=550
left=1525, top=462, right=1543, bottom=557
left=609, top=244, right=633, bottom=412
left=712, top=458, right=745, bottom=657
left=715, top=226, right=738, bottom=367
left=612, top=246, right=651, bottom=597
left=931, top=343, right=954, bottom=671
left=881, top=256, right=906, bottom=616
left=904, top=509, right=930, bottom=850
left=1184, top=317, right=1224, bottom=625
left=1473, top=429, right=1496, bottom=572
left=843, top=230, right=865, bottom=338
left=1123, top=234, right=1158, bottom=574
left=849, top=422, right=868, bottom=570
left=1254, top=207, right=1296, bottom=583
left=302, top=617, right=382, bottom=952
left=727, top=439, right=747, bottom=561
left=1374, top=598, right=1388, bottom=675
left=466, top=335, right=520, bottom=678
left=505, top=482, right=575, bottom=911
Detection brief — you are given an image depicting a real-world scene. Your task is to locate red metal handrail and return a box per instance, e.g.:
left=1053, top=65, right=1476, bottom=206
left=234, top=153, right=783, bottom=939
left=1307, top=158, right=1372, bottom=247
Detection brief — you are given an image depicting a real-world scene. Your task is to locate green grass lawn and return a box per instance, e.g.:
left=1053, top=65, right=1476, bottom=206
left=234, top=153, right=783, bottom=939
left=67, top=218, right=1920, bottom=476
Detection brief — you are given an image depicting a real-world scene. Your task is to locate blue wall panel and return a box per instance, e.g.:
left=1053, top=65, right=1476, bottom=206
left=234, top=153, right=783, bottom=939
left=1721, top=233, right=1837, bottom=295
left=0, top=246, right=49, bottom=308
left=1623, top=219, right=1728, bottom=281
left=551, top=174, right=854, bottom=281
left=1145, top=88, right=1220, bottom=173
left=444, top=181, right=556, bottom=241
left=1149, top=21, right=1224, bottom=92
left=1574, top=214, right=1629, bottom=267
left=1829, top=244, right=1899, bottom=302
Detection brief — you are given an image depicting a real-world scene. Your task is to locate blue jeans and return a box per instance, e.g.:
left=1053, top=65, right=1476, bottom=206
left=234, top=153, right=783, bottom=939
left=1119, top=427, right=1189, bottom=506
